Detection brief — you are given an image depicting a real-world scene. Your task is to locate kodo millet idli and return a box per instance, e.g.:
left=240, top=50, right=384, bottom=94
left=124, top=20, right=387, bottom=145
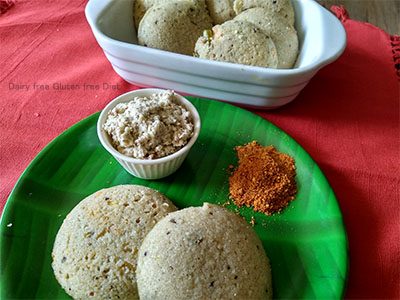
left=134, top=0, right=209, bottom=30
left=51, top=185, right=177, bottom=300
left=138, top=1, right=213, bottom=56
left=205, top=0, right=236, bottom=24
left=233, top=0, right=296, bottom=25
left=194, top=19, right=278, bottom=68
left=234, top=7, right=299, bottom=69
left=136, top=203, right=273, bottom=299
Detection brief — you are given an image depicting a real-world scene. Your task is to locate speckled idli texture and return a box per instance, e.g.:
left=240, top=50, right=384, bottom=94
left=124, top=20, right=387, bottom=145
left=233, top=0, right=295, bottom=25
left=234, top=7, right=298, bottom=68
left=136, top=203, right=273, bottom=299
left=51, top=185, right=177, bottom=300
left=138, top=1, right=213, bottom=55
left=205, top=0, right=236, bottom=24
left=195, top=19, right=278, bottom=68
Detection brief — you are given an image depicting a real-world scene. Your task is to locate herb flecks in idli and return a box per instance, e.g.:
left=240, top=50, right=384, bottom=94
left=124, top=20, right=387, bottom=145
left=234, top=7, right=298, bottom=68
left=194, top=19, right=279, bottom=68
left=136, top=203, right=273, bottom=299
left=51, top=185, right=177, bottom=300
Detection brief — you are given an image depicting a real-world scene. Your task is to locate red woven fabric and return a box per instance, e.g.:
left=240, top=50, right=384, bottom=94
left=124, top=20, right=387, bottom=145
left=0, top=1, right=398, bottom=299
left=0, top=0, right=14, bottom=14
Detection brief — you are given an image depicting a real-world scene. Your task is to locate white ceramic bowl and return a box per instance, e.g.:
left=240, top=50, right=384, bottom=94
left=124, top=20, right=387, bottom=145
left=97, top=89, right=201, bottom=180
left=85, top=0, right=346, bottom=109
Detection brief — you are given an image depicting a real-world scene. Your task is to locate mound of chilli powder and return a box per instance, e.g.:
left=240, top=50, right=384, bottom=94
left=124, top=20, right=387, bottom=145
left=228, top=141, right=297, bottom=215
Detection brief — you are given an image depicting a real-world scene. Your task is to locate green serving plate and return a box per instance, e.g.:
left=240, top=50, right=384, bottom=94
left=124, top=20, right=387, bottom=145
left=0, top=98, right=348, bottom=299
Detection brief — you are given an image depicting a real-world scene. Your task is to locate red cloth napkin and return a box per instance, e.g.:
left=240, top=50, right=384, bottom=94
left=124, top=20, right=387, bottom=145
left=0, top=1, right=398, bottom=299
left=255, top=7, right=400, bottom=298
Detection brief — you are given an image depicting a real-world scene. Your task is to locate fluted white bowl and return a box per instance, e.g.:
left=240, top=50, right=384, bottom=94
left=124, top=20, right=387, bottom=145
left=85, top=0, right=346, bottom=109
left=97, top=89, right=201, bottom=180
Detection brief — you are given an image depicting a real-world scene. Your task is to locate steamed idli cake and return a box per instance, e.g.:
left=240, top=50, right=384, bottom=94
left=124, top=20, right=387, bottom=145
left=138, top=1, right=213, bottom=55
left=136, top=203, right=273, bottom=299
left=205, top=0, right=236, bottom=24
left=51, top=185, right=177, bottom=300
left=133, top=0, right=151, bottom=30
left=233, top=0, right=295, bottom=25
left=194, top=19, right=278, bottom=68
left=235, top=7, right=298, bottom=68
left=133, top=0, right=208, bottom=30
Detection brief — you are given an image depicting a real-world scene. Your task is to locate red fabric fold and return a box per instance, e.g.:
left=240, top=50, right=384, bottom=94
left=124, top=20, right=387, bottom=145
left=331, top=5, right=349, bottom=22
left=391, top=35, right=400, bottom=78
left=0, top=0, right=14, bottom=14
left=0, top=1, right=399, bottom=299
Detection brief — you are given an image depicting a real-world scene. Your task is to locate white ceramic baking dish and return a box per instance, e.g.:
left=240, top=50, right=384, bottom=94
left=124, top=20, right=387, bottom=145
left=85, top=0, right=346, bottom=109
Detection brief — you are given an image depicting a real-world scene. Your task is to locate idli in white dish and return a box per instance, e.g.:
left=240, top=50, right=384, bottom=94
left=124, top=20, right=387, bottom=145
left=205, top=0, right=236, bottom=24
left=51, top=185, right=177, bottom=300
left=133, top=0, right=208, bottom=30
left=234, top=7, right=298, bottom=68
left=138, top=1, right=213, bottom=56
left=194, top=19, right=278, bottom=68
left=133, top=0, right=152, bottom=30
left=86, top=0, right=347, bottom=108
left=233, top=0, right=295, bottom=25
left=136, top=202, right=273, bottom=299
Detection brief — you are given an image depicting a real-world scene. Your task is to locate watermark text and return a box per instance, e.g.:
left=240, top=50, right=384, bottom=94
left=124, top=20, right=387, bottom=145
left=8, top=82, right=122, bottom=92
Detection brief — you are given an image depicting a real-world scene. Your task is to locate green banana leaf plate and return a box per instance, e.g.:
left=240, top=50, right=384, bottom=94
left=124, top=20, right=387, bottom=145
left=0, top=98, right=348, bottom=299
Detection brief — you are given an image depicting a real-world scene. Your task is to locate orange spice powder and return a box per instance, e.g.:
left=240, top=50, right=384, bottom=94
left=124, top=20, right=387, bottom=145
left=228, top=141, right=297, bottom=215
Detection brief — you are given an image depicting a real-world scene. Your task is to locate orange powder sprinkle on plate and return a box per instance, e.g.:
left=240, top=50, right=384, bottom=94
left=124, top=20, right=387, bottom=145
left=228, top=141, right=297, bottom=215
